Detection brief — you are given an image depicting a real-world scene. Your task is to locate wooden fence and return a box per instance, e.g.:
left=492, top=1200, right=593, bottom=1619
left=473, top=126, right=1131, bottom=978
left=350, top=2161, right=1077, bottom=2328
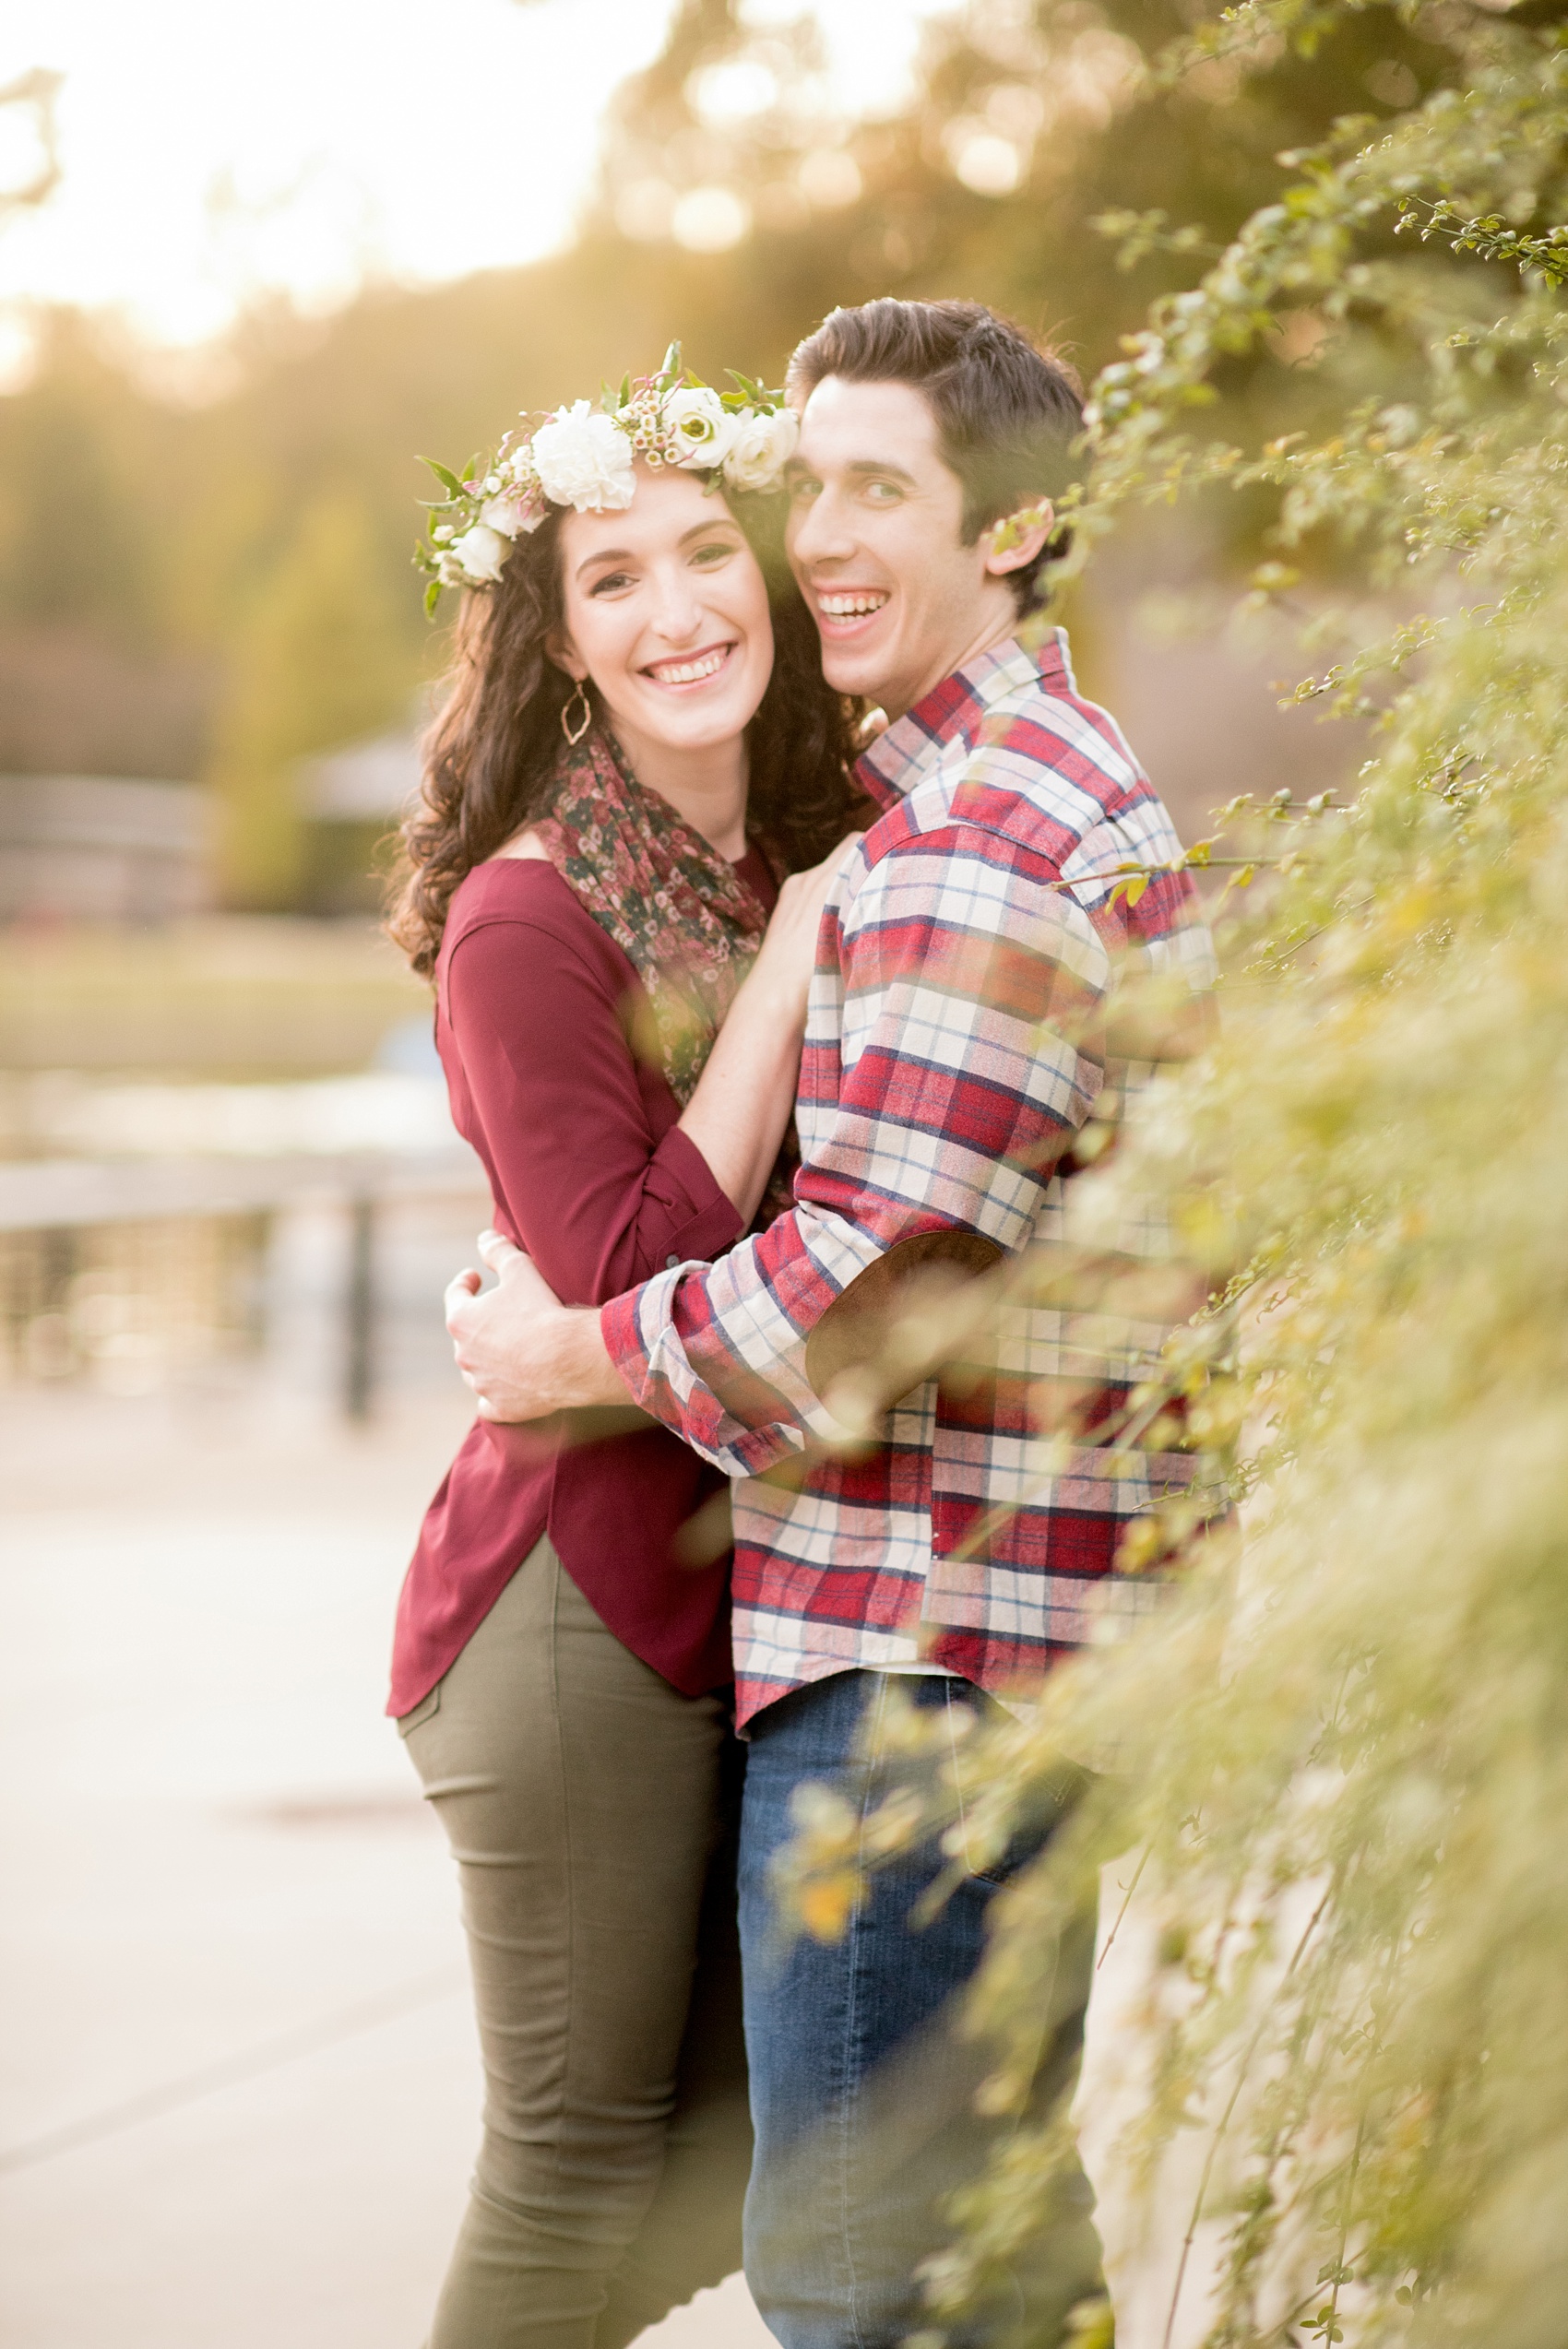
left=0, top=1148, right=489, bottom=1418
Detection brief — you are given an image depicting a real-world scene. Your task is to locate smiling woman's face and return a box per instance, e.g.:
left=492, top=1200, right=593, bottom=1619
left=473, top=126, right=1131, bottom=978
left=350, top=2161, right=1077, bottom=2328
left=551, top=463, right=775, bottom=759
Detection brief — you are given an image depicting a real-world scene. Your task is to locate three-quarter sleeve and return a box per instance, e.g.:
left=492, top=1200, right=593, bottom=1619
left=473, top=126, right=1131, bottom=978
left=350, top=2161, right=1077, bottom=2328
left=444, top=906, right=743, bottom=1307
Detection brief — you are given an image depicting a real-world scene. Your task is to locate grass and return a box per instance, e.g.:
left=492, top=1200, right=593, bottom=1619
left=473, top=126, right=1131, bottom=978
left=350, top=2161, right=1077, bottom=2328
left=0, top=916, right=429, bottom=1080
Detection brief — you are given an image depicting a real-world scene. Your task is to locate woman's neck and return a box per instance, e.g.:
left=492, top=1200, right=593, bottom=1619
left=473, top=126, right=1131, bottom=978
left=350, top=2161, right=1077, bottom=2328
left=607, top=718, right=750, bottom=862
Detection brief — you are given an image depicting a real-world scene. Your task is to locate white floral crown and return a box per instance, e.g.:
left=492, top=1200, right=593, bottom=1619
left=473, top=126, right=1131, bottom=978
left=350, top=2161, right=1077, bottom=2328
left=416, top=344, right=799, bottom=608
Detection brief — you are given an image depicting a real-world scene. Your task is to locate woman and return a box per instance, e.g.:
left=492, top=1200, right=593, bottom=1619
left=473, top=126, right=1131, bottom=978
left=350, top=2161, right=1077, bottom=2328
left=385, top=357, right=859, bottom=2348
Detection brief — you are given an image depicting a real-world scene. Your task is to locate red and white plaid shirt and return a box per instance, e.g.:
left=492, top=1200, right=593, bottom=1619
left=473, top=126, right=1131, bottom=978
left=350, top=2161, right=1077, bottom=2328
left=602, top=632, right=1217, bottom=1728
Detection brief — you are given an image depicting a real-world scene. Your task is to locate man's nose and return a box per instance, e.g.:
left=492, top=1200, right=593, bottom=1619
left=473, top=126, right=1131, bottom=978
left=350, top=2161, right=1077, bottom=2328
left=789, top=488, right=856, bottom=571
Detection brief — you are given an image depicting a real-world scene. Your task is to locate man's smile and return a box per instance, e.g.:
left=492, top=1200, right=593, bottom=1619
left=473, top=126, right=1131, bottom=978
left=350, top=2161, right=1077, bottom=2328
left=811, top=588, right=891, bottom=635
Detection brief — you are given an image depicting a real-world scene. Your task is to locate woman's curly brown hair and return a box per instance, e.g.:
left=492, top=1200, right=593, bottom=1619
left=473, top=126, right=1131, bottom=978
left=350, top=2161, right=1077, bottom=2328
left=386, top=490, right=861, bottom=979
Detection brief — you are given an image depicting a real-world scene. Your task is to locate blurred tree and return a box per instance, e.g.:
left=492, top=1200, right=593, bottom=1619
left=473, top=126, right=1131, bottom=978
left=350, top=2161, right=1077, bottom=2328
left=0, top=0, right=1521, bottom=872
left=208, top=488, right=414, bottom=908
left=594, top=0, right=1452, bottom=352
left=0, top=316, right=163, bottom=638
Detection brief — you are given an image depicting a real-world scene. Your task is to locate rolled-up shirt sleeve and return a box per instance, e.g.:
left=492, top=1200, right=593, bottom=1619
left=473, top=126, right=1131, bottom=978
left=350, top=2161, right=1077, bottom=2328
left=445, top=912, right=743, bottom=1308
left=600, top=824, right=1111, bottom=1475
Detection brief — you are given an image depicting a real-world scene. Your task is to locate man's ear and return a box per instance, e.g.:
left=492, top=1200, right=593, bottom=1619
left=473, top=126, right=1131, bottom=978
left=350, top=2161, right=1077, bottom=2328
left=981, top=498, right=1055, bottom=578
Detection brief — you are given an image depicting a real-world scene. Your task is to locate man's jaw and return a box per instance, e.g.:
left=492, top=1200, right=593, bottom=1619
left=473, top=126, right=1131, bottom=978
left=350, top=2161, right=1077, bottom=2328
left=809, top=566, right=1026, bottom=719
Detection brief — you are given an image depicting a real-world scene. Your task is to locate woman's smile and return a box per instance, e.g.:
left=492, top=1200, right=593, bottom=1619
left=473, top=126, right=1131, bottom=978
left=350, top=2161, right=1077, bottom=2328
left=640, top=639, right=737, bottom=690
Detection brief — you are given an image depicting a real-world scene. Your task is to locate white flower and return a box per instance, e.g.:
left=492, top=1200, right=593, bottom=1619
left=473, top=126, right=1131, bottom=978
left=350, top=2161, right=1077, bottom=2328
left=662, top=385, right=741, bottom=470
left=721, top=405, right=800, bottom=493
left=450, top=524, right=510, bottom=584
left=529, top=400, right=636, bottom=511
left=481, top=488, right=546, bottom=538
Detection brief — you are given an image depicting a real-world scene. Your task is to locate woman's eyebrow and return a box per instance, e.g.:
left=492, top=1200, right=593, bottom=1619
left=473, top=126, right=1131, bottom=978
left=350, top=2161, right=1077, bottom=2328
left=576, top=519, right=741, bottom=581
left=575, top=547, right=633, bottom=580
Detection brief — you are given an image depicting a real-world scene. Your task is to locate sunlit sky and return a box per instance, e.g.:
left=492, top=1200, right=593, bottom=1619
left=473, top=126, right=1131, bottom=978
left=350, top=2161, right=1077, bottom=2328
left=1, top=0, right=950, bottom=369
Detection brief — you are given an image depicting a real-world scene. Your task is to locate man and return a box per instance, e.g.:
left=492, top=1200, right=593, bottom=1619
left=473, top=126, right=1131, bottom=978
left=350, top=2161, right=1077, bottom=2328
left=448, top=298, right=1215, bottom=2346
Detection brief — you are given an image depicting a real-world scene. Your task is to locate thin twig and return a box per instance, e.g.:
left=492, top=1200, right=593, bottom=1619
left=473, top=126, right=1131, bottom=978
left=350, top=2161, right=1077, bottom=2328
left=1099, top=1842, right=1153, bottom=1970
left=1160, top=1882, right=1335, bottom=2349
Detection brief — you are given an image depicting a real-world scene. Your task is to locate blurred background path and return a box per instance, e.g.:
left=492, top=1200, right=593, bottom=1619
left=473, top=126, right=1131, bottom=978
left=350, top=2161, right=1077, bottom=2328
left=0, top=1245, right=768, bottom=2347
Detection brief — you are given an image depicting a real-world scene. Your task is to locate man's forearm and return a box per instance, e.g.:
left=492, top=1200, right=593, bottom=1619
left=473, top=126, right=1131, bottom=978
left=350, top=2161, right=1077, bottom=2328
left=548, top=1306, right=628, bottom=1409
left=604, top=1203, right=875, bottom=1480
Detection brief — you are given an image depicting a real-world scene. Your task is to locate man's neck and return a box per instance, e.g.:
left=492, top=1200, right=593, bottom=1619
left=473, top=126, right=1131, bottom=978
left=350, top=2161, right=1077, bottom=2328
left=881, top=599, right=1025, bottom=727
left=608, top=721, right=750, bottom=861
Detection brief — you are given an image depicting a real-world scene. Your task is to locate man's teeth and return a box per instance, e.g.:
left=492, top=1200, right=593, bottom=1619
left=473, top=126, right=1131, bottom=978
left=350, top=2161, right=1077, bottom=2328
left=650, top=647, right=729, bottom=684
left=818, top=593, right=889, bottom=618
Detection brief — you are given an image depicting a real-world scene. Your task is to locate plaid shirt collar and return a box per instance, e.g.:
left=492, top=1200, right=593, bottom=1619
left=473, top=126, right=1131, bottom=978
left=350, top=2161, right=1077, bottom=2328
left=856, top=627, right=1073, bottom=813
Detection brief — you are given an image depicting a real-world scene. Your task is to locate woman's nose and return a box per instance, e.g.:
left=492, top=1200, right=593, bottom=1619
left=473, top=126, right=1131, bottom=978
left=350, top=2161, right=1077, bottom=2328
left=647, top=567, right=703, bottom=640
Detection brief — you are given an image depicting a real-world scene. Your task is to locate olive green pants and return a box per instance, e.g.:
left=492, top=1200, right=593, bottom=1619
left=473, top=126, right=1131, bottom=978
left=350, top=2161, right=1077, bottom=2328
left=400, top=1535, right=750, bottom=2348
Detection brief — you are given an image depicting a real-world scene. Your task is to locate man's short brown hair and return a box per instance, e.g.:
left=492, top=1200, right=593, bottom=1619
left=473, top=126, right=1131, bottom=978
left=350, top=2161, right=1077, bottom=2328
left=786, top=297, right=1083, bottom=613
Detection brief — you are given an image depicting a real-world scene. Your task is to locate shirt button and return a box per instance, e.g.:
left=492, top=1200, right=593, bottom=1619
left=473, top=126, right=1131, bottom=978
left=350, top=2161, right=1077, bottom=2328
left=665, top=1253, right=680, bottom=1269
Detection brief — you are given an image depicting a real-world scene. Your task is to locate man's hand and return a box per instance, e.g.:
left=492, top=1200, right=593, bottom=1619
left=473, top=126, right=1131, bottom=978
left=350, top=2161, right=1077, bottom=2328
left=444, top=1231, right=631, bottom=1420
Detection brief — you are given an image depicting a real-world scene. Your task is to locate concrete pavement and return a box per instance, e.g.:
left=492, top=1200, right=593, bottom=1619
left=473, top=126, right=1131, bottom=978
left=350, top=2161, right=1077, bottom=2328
left=0, top=1361, right=770, bottom=2347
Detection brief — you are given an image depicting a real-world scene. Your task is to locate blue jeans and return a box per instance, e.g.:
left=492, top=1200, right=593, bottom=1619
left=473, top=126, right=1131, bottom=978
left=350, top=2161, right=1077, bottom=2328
left=739, top=1671, right=1099, bottom=2349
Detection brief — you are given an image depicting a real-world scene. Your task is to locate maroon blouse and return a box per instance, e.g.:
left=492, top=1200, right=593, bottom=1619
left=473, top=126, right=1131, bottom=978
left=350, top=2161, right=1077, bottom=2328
left=386, top=849, right=778, bottom=1717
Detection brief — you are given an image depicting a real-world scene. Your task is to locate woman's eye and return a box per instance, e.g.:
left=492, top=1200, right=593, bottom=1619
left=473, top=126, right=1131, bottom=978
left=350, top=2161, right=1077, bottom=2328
left=588, top=571, right=635, bottom=596
left=790, top=476, right=822, bottom=504
left=691, top=540, right=736, bottom=567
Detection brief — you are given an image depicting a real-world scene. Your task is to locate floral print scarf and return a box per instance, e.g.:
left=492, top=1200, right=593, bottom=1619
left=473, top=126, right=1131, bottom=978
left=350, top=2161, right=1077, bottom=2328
left=533, top=725, right=797, bottom=1218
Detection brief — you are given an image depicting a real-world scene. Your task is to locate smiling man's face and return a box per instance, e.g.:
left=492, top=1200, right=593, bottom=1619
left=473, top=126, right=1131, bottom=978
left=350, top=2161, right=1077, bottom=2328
left=784, top=374, right=1047, bottom=721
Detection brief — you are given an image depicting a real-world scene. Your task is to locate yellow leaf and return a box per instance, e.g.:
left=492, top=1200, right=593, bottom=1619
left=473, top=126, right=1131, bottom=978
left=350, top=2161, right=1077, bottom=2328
left=799, top=1872, right=860, bottom=1942
left=1117, top=1516, right=1166, bottom=1573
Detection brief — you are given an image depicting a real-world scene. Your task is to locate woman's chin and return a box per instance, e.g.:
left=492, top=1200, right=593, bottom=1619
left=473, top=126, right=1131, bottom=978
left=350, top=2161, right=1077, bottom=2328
left=618, top=687, right=762, bottom=752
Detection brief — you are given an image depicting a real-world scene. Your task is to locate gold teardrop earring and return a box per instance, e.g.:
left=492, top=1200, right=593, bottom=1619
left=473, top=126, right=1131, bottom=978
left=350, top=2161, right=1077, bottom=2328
left=561, top=679, right=593, bottom=746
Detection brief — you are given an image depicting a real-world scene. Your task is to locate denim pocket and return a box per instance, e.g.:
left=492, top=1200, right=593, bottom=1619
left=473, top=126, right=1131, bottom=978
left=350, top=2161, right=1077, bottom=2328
left=968, top=1772, right=1087, bottom=1888
left=968, top=1825, right=1045, bottom=1890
